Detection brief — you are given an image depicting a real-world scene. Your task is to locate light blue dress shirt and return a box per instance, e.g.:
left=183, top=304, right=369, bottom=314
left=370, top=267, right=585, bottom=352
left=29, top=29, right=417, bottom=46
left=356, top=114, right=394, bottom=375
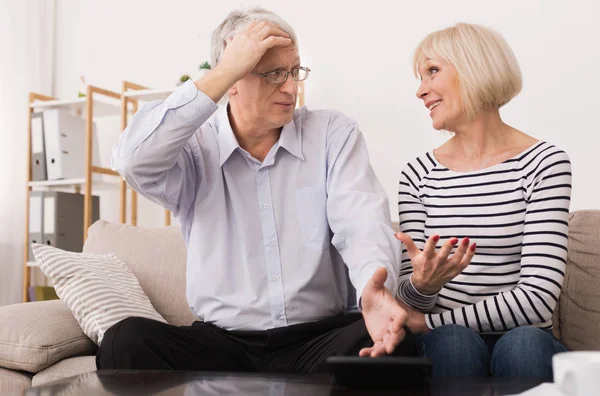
left=112, top=80, right=400, bottom=331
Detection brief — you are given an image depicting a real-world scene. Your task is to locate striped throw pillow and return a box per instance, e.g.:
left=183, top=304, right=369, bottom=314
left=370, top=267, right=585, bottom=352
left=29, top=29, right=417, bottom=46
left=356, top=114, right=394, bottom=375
left=31, top=243, right=167, bottom=345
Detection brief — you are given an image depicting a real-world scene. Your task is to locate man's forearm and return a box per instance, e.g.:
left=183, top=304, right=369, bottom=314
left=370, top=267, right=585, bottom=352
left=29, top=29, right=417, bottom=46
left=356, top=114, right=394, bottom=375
left=194, top=66, right=239, bottom=104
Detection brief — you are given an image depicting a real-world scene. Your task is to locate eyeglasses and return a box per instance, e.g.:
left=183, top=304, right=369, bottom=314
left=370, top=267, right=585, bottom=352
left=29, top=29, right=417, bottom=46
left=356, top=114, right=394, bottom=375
left=251, top=67, right=311, bottom=85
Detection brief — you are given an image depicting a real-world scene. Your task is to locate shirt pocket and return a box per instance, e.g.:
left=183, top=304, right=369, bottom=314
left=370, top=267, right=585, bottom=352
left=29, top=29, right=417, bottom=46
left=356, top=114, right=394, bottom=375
left=295, top=185, right=329, bottom=251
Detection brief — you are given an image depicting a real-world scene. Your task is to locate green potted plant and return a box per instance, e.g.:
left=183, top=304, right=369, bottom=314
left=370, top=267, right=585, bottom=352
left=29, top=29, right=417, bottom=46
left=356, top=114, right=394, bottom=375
left=177, top=74, right=191, bottom=86
left=191, top=61, right=211, bottom=81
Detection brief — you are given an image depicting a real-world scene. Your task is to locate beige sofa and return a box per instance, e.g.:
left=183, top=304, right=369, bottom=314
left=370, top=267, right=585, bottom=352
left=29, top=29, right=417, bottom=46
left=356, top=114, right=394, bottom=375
left=1, top=210, right=599, bottom=391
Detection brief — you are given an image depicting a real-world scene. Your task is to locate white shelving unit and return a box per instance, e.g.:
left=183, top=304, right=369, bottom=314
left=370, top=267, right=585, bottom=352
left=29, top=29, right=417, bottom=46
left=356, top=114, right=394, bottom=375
left=122, top=88, right=175, bottom=102
left=30, top=96, right=124, bottom=118
left=28, top=176, right=120, bottom=191
left=24, top=86, right=125, bottom=302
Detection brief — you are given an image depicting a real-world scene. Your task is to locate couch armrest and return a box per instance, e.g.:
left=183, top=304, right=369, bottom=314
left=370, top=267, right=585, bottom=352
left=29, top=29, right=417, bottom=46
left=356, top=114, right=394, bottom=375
left=0, top=300, right=97, bottom=373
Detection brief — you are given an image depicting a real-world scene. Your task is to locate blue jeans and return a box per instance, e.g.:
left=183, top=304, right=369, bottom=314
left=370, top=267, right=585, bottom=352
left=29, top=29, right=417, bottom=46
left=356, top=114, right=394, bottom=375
left=417, top=325, right=568, bottom=379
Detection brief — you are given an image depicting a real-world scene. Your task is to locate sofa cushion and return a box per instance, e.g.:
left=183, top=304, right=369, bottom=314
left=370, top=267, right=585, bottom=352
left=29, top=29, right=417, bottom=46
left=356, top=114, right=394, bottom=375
left=82, top=220, right=197, bottom=326
left=0, top=368, right=31, bottom=392
left=552, top=298, right=561, bottom=340
left=0, top=300, right=96, bottom=373
left=31, top=243, right=167, bottom=346
left=32, top=356, right=96, bottom=387
left=559, top=210, right=600, bottom=350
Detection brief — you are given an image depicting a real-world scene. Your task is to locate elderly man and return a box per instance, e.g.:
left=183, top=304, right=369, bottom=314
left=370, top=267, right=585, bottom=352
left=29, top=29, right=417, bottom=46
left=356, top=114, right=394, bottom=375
left=97, top=7, right=414, bottom=373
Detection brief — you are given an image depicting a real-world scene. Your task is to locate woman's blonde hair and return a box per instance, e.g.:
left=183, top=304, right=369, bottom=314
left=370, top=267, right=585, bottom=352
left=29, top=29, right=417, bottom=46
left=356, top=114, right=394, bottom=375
left=413, top=23, right=522, bottom=120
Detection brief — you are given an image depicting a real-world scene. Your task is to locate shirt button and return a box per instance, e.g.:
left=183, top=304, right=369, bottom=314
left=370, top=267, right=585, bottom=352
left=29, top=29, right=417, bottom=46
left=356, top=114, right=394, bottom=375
left=272, top=276, right=278, bottom=281
left=263, top=203, right=269, bottom=209
left=267, top=240, right=273, bottom=246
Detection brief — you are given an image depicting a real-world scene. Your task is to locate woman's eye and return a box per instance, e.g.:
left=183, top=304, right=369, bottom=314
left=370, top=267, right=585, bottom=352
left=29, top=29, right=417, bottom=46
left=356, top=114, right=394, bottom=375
left=429, top=67, right=439, bottom=75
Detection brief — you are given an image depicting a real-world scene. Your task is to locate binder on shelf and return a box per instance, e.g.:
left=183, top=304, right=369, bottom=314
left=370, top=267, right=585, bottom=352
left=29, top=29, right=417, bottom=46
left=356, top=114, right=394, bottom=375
left=42, top=108, right=100, bottom=180
left=28, top=191, right=100, bottom=260
left=42, top=191, right=100, bottom=252
left=30, top=112, right=47, bottom=181
left=28, top=191, right=44, bottom=261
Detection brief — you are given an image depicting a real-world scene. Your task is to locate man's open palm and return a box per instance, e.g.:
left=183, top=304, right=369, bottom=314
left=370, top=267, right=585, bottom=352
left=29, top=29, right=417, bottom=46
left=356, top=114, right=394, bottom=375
left=359, top=268, right=408, bottom=357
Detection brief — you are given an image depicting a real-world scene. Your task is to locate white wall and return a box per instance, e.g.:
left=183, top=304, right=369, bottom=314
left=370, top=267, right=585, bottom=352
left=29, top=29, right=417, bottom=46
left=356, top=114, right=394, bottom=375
left=0, top=0, right=56, bottom=305
left=53, top=0, right=599, bottom=228
left=0, top=0, right=27, bottom=306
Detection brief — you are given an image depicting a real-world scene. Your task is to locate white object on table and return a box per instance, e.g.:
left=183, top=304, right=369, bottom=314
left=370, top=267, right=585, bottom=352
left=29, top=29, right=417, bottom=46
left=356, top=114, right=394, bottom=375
left=552, top=351, right=600, bottom=396
left=509, top=383, right=563, bottom=396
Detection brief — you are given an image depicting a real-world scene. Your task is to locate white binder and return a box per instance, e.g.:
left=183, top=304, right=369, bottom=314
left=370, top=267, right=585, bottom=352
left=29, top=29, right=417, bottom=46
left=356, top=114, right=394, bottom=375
left=28, top=192, right=44, bottom=261
left=31, top=113, right=47, bottom=181
left=42, top=109, right=100, bottom=180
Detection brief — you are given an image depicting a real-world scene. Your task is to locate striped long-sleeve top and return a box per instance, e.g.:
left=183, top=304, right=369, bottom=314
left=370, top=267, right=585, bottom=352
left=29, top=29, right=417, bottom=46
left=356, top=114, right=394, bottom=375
left=396, top=141, right=572, bottom=333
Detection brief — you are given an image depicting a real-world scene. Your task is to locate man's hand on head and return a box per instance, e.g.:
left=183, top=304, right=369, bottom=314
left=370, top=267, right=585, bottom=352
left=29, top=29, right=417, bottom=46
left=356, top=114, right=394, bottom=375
left=194, top=21, right=292, bottom=103
left=218, top=21, right=292, bottom=81
left=358, top=267, right=409, bottom=358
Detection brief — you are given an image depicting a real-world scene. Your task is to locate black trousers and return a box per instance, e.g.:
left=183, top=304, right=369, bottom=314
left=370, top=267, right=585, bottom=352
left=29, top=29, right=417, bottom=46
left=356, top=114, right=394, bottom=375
left=96, top=313, right=416, bottom=374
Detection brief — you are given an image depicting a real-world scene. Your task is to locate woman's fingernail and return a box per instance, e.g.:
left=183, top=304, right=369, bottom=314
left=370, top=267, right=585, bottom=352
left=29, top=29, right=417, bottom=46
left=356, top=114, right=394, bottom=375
left=463, top=237, right=470, bottom=246
left=470, top=243, right=477, bottom=251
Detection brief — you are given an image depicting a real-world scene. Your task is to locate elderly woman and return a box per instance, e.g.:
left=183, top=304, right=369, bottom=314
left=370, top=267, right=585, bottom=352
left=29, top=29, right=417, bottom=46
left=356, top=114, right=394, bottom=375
left=395, top=23, right=571, bottom=379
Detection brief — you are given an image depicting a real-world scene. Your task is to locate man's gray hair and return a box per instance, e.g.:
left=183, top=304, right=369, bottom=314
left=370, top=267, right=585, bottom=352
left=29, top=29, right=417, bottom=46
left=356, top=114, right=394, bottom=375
left=210, top=7, right=298, bottom=68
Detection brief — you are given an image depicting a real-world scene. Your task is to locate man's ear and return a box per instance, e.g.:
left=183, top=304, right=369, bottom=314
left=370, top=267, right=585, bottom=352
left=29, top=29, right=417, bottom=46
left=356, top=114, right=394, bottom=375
left=228, top=83, right=237, bottom=96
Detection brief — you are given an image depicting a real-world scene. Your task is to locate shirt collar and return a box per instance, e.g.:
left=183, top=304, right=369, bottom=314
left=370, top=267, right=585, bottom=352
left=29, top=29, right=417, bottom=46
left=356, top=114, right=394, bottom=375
left=217, top=106, right=240, bottom=167
left=278, top=117, right=305, bottom=161
left=217, top=106, right=305, bottom=167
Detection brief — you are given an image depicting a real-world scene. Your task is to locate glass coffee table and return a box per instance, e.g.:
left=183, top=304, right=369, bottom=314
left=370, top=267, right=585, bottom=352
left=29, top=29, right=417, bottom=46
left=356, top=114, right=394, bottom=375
left=4, top=370, right=546, bottom=395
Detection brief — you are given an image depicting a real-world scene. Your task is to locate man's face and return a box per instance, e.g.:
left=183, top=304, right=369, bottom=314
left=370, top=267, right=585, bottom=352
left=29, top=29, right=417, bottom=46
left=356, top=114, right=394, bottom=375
left=229, top=45, right=299, bottom=130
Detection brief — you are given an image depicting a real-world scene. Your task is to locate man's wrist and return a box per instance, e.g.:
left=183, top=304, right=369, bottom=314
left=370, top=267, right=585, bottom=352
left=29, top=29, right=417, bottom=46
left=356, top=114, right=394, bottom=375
left=406, top=309, right=430, bottom=335
left=194, top=67, right=238, bottom=103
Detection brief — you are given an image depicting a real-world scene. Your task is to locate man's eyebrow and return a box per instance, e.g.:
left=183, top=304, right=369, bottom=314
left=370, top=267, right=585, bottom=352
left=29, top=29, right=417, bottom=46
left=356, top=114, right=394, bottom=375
left=263, top=59, right=302, bottom=71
